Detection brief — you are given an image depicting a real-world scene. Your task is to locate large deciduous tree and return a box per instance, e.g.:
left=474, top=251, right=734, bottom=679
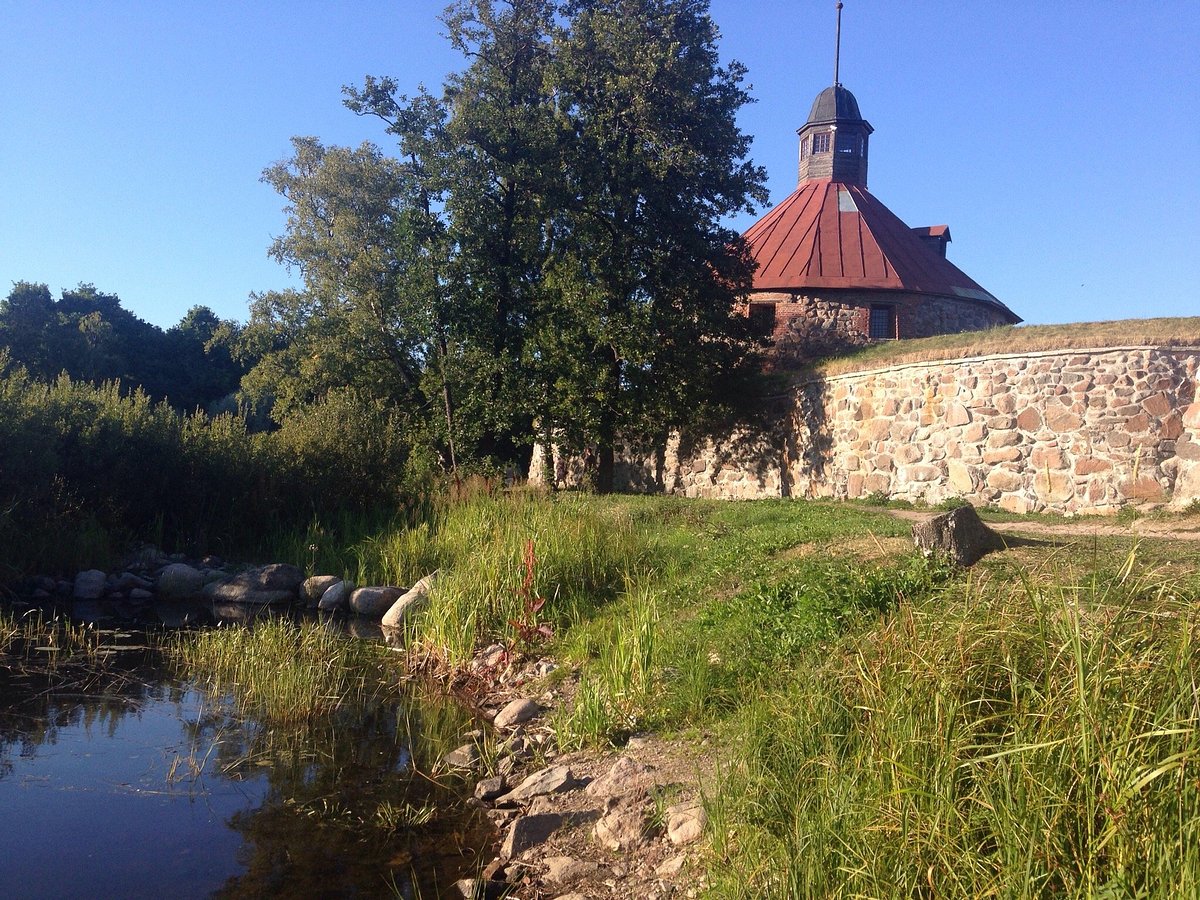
left=248, top=0, right=765, bottom=487
left=243, top=138, right=448, bottom=431
left=546, top=0, right=766, bottom=490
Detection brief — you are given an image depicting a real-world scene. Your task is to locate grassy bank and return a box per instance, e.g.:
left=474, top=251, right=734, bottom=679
left=817, top=316, right=1200, bottom=376
left=166, top=492, right=1200, bottom=895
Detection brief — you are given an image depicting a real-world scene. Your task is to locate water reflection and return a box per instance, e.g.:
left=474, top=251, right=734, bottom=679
left=0, top=642, right=490, bottom=898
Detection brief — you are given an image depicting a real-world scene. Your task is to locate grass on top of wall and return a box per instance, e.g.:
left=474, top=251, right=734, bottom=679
left=815, top=316, right=1200, bottom=376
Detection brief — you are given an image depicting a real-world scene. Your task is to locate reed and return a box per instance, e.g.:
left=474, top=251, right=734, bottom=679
left=706, top=550, right=1200, bottom=897
left=172, top=618, right=403, bottom=723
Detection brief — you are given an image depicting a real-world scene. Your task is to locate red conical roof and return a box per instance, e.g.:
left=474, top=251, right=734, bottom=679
left=744, top=179, right=1018, bottom=319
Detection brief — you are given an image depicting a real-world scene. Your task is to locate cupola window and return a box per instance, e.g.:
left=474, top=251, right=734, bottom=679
left=811, top=132, right=831, bottom=154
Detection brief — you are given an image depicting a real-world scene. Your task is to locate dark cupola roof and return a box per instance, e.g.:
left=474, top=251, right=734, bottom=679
left=806, top=85, right=867, bottom=126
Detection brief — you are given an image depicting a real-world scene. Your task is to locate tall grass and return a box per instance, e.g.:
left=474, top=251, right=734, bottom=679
left=345, top=492, right=655, bottom=666
left=172, top=619, right=403, bottom=723
left=0, top=363, right=421, bottom=576
left=555, top=583, right=662, bottom=748
left=818, top=316, right=1200, bottom=376
left=707, top=551, right=1200, bottom=898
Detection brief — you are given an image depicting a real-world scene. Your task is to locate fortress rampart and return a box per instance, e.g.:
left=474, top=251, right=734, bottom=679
left=533, top=345, right=1200, bottom=513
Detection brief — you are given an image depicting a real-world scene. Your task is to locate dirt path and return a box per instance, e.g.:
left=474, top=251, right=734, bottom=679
left=886, top=508, right=1200, bottom=543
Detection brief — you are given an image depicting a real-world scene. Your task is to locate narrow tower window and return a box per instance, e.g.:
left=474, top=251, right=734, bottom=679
left=869, top=305, right=896, bottom=340
left=749, top=302, right=777, bottom=336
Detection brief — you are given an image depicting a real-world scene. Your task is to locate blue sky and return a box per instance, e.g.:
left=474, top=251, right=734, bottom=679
left=2, top=1, right=1197, bottom=329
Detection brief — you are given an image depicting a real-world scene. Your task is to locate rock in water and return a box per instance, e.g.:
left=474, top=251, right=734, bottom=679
left=348, top=586, right=403, bottom=618
left=911, top=505, right=1007, bottom=567
left=317, top=580, right=350, bottom=611
left=205, top=563, right=304, bottom=604
left=302, top=575, right=341, bottom=607
left=381, top=572, right=438, bottom=629
left=157, top=563, right=207, bottom=599
left=72, top=569, right=108, bottom=600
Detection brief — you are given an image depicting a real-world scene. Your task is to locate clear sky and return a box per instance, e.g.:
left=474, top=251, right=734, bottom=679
left=2, top=1, right=1197, bottom=329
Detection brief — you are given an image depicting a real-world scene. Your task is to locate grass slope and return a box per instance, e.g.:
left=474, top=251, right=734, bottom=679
left=176, top=492, right=1200, bottom=896
left=817, top=316, right=1200, bottom=376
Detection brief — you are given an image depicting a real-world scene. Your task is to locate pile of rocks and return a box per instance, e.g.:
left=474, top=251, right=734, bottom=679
left=12, top=549, right=439, bottom=630
left=443, top=657, right=709, bottom=900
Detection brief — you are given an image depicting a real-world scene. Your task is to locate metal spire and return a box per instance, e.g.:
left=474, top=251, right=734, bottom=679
left=834, top=2, right=843, bottom=87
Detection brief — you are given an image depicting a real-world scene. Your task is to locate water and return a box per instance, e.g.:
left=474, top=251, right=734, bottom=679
left=0, top=640, right=490, bottom=899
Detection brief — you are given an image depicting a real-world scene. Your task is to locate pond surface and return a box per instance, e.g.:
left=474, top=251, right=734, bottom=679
left=0, top=637, right=490, bottom=899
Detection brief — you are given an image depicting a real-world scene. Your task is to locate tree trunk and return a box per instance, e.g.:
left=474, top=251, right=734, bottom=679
left=596, top=442, right=615, bottom=494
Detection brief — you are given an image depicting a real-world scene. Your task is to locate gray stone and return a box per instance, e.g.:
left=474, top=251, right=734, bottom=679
left=72, top=569, right=107, bottom=600
left=586, top=756, right=656, bottom=799
left=655, top=854, right=687, bottom=877
left=317, top=580, right=350, bottom=611
left=441, top=743, right=481, bottom=772
left=494, top=698, right=541, bottom=730
left=498, top=765, right=581, bottom=805
left=453, top=878, right=508, bottom=900
left=911, top=506, right=1007, bottom=567
left=594, top=799, right=647, bottom=851
left=381, top=572, right=438, bottom=629
left=302, top=575, right=341, bottom=606
left=474, top=776, right=507, bottom=802
left=205, top=563, right=304, bottom=604
left=348, top=586, right=403, bottom=618
left=667, top=800, right=707, bottom=846
left=157, top=564, right=208, bottom=600
left=501, top=813, right=565, bottom=859
left=543, top=856, right=601, bottom=886
left=115, top=572, right=153, bottom=591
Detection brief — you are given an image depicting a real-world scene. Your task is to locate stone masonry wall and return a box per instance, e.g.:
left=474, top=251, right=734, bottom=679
left=749, top=290, right=1016, bottom=366
left=534, top=345, right=1200, bottom=513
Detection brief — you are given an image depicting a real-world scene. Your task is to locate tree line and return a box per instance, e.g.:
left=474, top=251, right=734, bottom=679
left=0, top=282, right=246, bottom=415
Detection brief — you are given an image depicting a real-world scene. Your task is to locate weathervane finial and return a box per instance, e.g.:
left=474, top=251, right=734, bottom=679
left=834, top=1, right=843, bottom=87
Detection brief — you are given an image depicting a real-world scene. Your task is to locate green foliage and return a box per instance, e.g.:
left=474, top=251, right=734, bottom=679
left=699, top=554, right=953, bottom=672
left=347, top=491, right=650, bottom=664
left=543, top=0, right=768, bottom=487
left=0, top=366, right=423, bottom=577
left=246, top=0, right=767, bottom=480
left=0, top=282, right=246, bottom=413
left=173, top=618, right=403, bottom=723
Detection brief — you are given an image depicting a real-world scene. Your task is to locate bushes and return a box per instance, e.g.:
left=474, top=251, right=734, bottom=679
left=0, top=364, right=418, bottom=576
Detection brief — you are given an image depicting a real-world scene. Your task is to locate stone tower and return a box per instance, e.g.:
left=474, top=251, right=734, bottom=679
left=739, top=4, right=1020, bottom=362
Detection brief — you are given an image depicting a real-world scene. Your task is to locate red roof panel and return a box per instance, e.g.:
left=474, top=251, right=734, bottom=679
left=744, top=180, right=1017, bottom=317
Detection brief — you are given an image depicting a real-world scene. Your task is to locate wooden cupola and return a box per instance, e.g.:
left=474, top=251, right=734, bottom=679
left=797, top=84, right=873, bottom=187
